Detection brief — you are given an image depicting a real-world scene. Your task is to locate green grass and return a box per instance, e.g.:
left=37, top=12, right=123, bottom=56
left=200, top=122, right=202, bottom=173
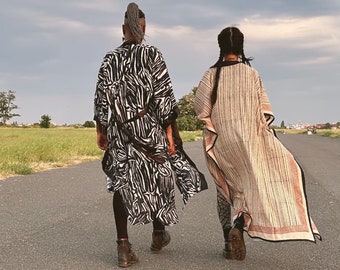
left=0, top=128, right=102, bottom=179
left=0, top=127, right=203, bottom=179
left=179, top=130, right=203, bottom=142
left=1, top=127, right=338, bottom=179
left=275, top=128, right=340, bottom=138
left=315, top=129, right=340, bottom=138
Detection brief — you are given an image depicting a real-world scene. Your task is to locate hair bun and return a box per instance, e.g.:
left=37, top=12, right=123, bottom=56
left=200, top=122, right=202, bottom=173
left=126, top=2, right=144, bottom=42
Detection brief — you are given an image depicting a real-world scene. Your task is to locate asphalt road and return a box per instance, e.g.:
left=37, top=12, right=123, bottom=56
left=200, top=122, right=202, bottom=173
left=0, top=134, right=339, bottom=270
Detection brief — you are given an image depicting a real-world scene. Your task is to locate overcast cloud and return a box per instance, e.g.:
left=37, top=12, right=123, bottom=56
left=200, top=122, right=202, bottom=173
left=1, top=0, right=339, bottom=125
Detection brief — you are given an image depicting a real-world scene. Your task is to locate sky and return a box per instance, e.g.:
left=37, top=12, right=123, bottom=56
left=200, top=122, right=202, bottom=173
left=1, top=0, right=339, bottom=126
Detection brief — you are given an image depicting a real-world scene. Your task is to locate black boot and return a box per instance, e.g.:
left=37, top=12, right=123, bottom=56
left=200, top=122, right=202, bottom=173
left=150, top=230, right=171, bottom=252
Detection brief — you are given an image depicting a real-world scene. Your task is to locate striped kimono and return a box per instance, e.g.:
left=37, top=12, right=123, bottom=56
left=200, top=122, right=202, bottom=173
left=194, top=61, right=320, bottom=242
left=94, top=42, right=206, bottom=226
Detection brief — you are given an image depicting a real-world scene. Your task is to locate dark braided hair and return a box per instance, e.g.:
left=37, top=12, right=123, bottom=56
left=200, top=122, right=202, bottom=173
left=211, top=27, right=253, bottom=105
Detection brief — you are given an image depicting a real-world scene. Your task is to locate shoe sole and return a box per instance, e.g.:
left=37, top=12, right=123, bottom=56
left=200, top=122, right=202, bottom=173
left=118, top=259, right=138, bottom=268
left=228, top=228, right=246, bottom=260
left=118, top=255, right=139, bottom=268
left=150, top=239, right=170, bottom=252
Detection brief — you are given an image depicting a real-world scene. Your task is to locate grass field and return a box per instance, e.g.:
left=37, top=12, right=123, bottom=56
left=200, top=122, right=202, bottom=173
left=1, top=127, right=338, bottom=179
left=0, top=128, right=203, bottom=179
left=0, top=128, right=102, bottom=179
left=275, top=128, right=340, bottom=137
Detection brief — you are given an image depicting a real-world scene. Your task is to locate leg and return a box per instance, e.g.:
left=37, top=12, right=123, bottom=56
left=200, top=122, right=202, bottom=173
left=113, top=191, right=128, bottom=239
left=216, top=188, right=233, bottom=258
left=152, top=218, right=165, bottom=231
left=113, top=192, right=138, bottom=268
left=150, top=219, right=171, bottom=252
left=217, top=188, right=232, bottom=230
left=216, top=188, right=246, bottom=261
left=229, top=212, right=246, bottom=260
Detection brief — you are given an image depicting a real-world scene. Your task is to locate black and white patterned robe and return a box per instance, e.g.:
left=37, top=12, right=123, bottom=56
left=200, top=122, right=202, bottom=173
left=94, top=42, right=206, bottom=225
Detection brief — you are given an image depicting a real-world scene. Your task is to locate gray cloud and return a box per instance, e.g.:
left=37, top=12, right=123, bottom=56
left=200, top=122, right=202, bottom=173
left=1, top=0, right=339, bottom=125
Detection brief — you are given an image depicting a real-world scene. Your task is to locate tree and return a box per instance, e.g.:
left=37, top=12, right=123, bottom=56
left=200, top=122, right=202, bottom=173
left=83, top=120, right=95, bottom=128
left=324, top=122, right=332, bottom=129
left=40, top=114, right=51, bottom=128
left=176, top=87, right=204, bottom=131
left=0, top=90, right=20, bottom=125
left=280, top=120, right=286, bottom=129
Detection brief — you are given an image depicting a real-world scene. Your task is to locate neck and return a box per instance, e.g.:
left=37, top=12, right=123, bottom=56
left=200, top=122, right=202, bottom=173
left=224, top=53, right=238, bottom=61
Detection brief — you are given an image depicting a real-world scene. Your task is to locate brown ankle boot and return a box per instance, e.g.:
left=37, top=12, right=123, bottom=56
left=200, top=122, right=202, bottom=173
left=228, top=214, right=246, bottom=261
left=117, top=239, right=138, bottom=268
left=150, top=230, right=171, bottom=251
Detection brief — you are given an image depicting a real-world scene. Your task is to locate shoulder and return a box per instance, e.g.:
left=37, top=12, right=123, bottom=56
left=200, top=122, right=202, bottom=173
left=198, top=67, right=216, bottom=86
left=237, top=63, right=261, bottom=78
left=204, top=67, right=216, bottom=79
left=136, top=43, right=161, bottom=52
left=101, top=48, right=120, bottom=63
left=134, top=44, right=164, bottom=60
left=240, top=63, right=259, bottom=73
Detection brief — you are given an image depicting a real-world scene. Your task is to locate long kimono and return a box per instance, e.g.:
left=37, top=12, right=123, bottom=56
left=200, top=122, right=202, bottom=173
left=94, top=42, right=206, bottom=226
left=194, top=62, right=320, bottom=242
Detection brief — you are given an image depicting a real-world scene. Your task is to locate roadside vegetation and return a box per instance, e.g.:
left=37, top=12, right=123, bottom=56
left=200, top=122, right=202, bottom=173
left=0, top=127, right=203, bottom=179
left=1, top=127, right=339, bottom=180
left=0, top=89, right=338, bottom=179
left=0, top=128, right=101, bottom=179
left=274, top=128, right=340, bottom=138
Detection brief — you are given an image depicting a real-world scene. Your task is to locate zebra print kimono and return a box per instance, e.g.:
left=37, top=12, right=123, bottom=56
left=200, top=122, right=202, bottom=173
left=94, top=42, right=206, bottom=225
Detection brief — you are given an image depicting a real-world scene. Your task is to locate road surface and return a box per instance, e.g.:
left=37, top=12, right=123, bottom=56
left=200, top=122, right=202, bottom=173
left=0, top=134, right=339, bottom=269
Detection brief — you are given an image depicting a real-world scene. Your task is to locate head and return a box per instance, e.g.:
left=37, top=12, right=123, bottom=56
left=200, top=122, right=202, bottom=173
left=210, top=27, right=252, bottom=106
left=214, top=26, right=252, bottom=66
left=122, top=2, right=146, bottom=44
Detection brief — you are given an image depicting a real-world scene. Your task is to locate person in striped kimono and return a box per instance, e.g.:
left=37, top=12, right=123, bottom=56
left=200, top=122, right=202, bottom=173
left=194, top=26, right=320, bottom=261
left=94, top=2, right=206, bottom=268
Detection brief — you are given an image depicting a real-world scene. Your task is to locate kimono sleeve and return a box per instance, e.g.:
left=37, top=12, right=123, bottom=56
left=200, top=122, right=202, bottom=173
left=194, top=69, right=214, bottom=122
left=93, top=54, right=111, bottom=129
left=150, top=48, right=179, bottom=128
left=255, top=71, right=274, bottom=125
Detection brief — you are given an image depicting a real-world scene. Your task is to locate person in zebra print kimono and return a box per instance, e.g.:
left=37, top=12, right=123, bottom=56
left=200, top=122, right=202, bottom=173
left=93, top=3, right=206, bottom=268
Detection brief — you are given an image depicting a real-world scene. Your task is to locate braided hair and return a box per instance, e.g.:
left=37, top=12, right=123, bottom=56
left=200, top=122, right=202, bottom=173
left=211, top=27, right=253, bottom=105
left=124, top=2, right=145, bottom=43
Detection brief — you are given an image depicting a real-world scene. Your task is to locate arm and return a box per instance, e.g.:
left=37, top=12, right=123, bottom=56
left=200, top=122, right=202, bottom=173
left=194, top=69, right=214, bottom=126
left=96, top=121, right=108, bottom=151
left=166, top=124, right=175, bottom=155
left=94, top=53, right=111, bottom=135
left=150, top=47, right=179, bottom=128
left=255, top=72, right=274, bottom=126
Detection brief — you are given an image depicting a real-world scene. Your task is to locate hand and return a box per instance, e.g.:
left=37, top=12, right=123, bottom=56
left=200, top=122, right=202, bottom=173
left=166, top=124, right=176, bottom=156
left=97, top=132, right=108, bottom=150
left=168, top=142, right=176, bottom=156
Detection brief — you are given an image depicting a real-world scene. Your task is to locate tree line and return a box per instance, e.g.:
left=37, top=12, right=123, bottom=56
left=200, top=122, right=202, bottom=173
left=0, top=89, right=204, bottom=130
left=1, top=89, right=339, bottom=130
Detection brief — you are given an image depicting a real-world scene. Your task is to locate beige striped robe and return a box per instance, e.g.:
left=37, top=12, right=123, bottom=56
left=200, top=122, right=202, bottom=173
left=195, top=63, right=320, bottom=242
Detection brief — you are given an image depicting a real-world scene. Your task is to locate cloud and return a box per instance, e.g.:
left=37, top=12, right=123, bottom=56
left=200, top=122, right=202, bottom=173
left=2, top=0, right=339, bottom=125
left=147, top=24, right=217, bottom=53
left=279, top=56, right=333, bottom=66
left=70, top=0, right=121, bottom=13
left=240, top=15, right=339, bottom=51
left=0, top=72, right=42, bottom=84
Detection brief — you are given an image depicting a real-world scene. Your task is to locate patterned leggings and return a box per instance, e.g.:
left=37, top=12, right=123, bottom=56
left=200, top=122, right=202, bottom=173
left=216, top=188, right=232, bottom=230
